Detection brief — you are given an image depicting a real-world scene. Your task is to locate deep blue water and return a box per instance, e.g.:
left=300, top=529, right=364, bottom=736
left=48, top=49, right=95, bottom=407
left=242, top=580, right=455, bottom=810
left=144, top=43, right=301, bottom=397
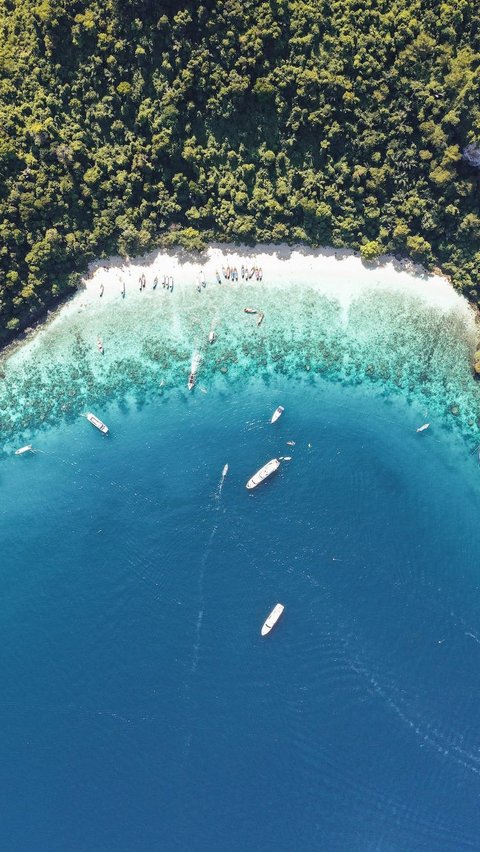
left=1, top=376, right=480, bottom=850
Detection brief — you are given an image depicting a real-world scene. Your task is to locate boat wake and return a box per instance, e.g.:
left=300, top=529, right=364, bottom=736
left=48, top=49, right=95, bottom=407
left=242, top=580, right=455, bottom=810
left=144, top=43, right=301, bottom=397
left=191, top=464, right=228, bottom=672
left=183, top=464, right=228, bottom=759
left=190, top=349, right=202, bottom=374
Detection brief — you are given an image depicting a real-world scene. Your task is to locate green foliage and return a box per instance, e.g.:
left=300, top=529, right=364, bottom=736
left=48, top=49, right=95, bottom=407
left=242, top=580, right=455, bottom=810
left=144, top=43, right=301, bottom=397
left=0, top=0, right=479, bottom=342
left=361, top=240, right=383, bottom=261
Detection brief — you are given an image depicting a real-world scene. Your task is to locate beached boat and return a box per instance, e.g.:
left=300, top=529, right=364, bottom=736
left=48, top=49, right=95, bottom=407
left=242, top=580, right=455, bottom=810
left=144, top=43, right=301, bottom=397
left=188, top=372, right=196, bottom=391
left=208, top=330, right=216, bottom=344
left=244, top=307, right=257, bottom=314
left=246, top=458, right=280, bottom=490
left=261, top=603, right=285, bottom=636
left=271, top=405, right=284, bottom=424
left=15, top=445, right=33, bottom=455
left=416, top=423, right=430, bottom=433
left=85, top=412, right=109, bottom=434
left=256, top=312, right=265, bottom=327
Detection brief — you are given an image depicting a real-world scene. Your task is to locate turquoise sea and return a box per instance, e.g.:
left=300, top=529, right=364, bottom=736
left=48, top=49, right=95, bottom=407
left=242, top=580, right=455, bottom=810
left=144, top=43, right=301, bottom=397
left=2, top=261, right=480, bottom=850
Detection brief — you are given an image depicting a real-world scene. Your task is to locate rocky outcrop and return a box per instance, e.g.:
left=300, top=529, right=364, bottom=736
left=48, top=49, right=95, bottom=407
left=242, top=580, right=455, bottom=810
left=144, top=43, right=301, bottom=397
left=462, top=144, right=480, bottom=169
left=473, top=350, right=480, bottom=375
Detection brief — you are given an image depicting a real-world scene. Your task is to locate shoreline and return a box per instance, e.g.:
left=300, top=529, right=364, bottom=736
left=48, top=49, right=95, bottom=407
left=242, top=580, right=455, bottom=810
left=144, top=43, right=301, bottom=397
left=1, top=241, right=480, bottom=449
left=4, top=243, right=473, bottom=362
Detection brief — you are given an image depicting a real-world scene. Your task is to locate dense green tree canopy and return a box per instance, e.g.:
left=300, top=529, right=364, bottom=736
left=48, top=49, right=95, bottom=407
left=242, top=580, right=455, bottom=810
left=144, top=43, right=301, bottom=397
left=0, top=0, right=479, bottom=342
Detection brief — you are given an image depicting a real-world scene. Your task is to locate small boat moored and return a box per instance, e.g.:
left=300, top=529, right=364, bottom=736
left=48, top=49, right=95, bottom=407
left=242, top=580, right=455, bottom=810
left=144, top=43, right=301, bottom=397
left=246, top=458, right=280, bottom=490
left=244, top=307, right=257, bottom=314
left=15, top=445, right=34, bottom=455
left=208, top=330, right=216, bottom=344
left=188, top=372, right=196, bottom=391
left=85, top=412, right=109, bottom=434
left=271, top=405, right=284, bottom=424
left=97, top=337, right=104, bottom=354
left=416, top=423, right=430, bottom=433
left=261, top=603, right=285, bottom=636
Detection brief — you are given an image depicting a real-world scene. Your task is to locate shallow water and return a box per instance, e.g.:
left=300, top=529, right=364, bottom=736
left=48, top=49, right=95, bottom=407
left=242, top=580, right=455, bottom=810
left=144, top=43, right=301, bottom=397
left=1, top=275, right=480, bottom=850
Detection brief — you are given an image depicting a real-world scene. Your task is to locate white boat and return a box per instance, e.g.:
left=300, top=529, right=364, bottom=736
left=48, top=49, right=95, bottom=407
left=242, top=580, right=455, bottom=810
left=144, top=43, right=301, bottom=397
left=244, top=307, right=257, bottom=314
left=188, top=372, right=196, bottom=391
left=261, top=603, right=285, bottom=636
left=222, top=463, right=229, bottom=477
left=208, top=330, right=216, bottom=344
left=286, top=440, right=295, bottom=446
left=15, top=445, right=33, bottom=455
left=416, top=423, right=430, bottom=433
left=246, top=458, right=280, bottom=490
left=86, top=412, right=109, bottom=434
left=271, top=405, right=284, bottom=424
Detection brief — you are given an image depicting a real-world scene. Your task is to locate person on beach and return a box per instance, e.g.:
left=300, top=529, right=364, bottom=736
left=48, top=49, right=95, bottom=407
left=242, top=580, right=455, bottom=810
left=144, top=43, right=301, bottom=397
left=259, top=268, right=263, bottom=280
left=226, top=266, right=231, bottom=280
left=249, top=267, right=255, bottom=279
left=153, top=276, right=158, bottom=290
left=100, top=283, right=104, bottom=297
left=241, top=265, right=245, bottom=279
left=216, top=270, right=221, bottom=284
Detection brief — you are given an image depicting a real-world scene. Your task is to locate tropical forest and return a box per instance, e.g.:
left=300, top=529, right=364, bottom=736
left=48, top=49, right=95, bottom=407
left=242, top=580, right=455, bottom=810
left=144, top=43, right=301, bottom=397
left=0, top=0, right=479, bottom=343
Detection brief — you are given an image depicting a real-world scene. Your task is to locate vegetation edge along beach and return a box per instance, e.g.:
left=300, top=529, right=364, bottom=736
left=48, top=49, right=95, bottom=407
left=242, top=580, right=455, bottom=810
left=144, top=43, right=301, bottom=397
left=1, top=0, right=480, bottom=348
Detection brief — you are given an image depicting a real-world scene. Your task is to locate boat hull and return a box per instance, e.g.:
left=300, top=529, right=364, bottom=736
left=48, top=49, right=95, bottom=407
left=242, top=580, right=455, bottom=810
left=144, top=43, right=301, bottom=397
left=86, top=412, right=109, bottom=434
left=271, top=405, right=284, bottom=424
left=261, top=603, right=285, bottom=636
left=246, top=458, right=280, bottom=489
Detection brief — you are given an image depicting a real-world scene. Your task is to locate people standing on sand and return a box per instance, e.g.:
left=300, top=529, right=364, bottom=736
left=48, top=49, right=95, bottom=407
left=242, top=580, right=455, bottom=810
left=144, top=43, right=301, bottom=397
left=169, top=276, right=174, bottom=291
left=258, top=267, right=263, bottom=281
left=249, top=267, right=255, bottom=279
left=241, top=265, right=245, bottom=279
left=122, top=280, right=126, bottom=298
left=153, top=276, right=158, bottom=290
left=216, top=270, right=221, bottom=284
left=226, top=266, right=231, bottom=280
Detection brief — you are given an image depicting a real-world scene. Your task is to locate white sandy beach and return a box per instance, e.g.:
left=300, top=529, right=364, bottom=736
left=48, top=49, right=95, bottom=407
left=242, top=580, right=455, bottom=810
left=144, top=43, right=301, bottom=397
left=82, top=243, right=473, bottom=316
left=4, top=243, right=476, bottom=362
